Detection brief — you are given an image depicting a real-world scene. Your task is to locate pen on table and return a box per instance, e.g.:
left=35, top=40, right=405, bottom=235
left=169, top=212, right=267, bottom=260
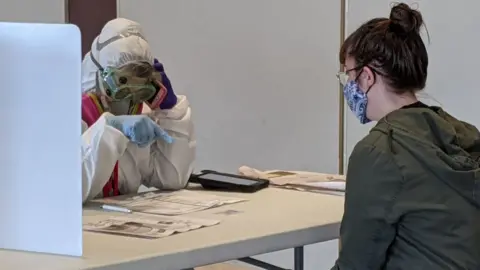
left=101, top=204, right=132, bottom=213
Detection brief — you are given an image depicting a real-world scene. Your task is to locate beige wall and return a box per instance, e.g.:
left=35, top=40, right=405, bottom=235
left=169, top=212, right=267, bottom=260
left=0, top=0, right=65, bottom=23
left=118, top=1, right=342, bottom=269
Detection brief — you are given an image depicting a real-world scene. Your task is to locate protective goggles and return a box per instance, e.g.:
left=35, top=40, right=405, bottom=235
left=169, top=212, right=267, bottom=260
left=89, top=29, right=160, bottom=104
left=100, top=67, right=157, bottom=103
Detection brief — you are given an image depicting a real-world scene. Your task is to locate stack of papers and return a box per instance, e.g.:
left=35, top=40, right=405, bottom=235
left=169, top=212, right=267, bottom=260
left=84, top=214, right=219, bottom=239
left=238, top=166, right=346, bottom=196
left=94, top=190, right=247, bottom=215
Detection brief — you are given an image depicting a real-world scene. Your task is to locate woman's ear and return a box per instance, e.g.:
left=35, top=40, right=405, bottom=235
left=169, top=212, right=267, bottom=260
left=359, top=66, right=376, bottom=91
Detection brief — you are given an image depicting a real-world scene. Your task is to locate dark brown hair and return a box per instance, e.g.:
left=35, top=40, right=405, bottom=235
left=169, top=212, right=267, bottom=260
left=340, top=3, right=428, bottom=94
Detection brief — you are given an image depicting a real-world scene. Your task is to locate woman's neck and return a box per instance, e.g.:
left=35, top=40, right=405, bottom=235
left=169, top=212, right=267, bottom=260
left=379, top=92, right=418, bottom=119
left=392, top=93, right=418, bottom=108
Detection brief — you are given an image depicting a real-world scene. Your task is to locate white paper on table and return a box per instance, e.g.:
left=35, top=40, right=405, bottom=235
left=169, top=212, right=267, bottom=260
left=94, top=190, right=247, bottom=215
left=83, top=213, right=220, bottom=238
left=238, top=166, right=346, bottom=195
left=281, top=186, right=345, bottom=196
left=293, top=180, right=346, bottom=191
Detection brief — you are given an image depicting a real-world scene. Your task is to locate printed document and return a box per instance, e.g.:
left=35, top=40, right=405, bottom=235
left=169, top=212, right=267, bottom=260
left=238, top=166, right=346, bottom=196
left=84, top=213, right=219, bottom=238
left=94, top=190, right=247, bottom=215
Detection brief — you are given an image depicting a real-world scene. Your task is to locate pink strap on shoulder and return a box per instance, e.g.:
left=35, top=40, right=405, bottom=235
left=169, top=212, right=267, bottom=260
left=82, top=94, right=103, bottom=127
left=82, top=93, right=120, bottom=198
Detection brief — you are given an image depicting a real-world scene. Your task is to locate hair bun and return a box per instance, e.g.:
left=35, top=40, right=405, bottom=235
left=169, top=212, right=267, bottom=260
left=389, top=3, right=423, bottom=34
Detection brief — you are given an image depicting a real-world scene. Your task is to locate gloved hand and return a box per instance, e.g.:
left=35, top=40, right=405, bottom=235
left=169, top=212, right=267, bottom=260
left=153, top=58, right=177, bottom=110
left=105, top=114, right=173, bottom=147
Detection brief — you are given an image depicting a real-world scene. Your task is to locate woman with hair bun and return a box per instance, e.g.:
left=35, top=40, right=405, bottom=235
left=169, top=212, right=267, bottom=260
left=333, top=3, right=480, bottom=269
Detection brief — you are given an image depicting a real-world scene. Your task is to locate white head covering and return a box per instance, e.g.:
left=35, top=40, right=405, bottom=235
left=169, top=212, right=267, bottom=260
left=81, top=18, right=153, bottom=92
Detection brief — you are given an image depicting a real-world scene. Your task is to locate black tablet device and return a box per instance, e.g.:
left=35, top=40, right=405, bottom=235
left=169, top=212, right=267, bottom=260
left=190, top=171, right=269, bottom=193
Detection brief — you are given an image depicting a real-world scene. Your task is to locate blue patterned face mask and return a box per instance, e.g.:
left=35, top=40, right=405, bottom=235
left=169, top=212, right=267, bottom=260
left=338, top=72, right=371, bottom=124
left=343, top=81, right=370, bottom=124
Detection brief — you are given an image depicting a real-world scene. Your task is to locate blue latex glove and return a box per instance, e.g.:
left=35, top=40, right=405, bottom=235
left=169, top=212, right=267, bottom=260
left=105, top=114, right=173, bottom=147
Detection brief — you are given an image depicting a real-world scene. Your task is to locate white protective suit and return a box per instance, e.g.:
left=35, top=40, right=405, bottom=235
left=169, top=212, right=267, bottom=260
left=81, top=18, right=196, bottom=203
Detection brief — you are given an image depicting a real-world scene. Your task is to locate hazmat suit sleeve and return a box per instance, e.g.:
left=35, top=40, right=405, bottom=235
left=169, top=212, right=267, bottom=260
left=140, top=95, right=196, bottom=190
left=81, top=115, right=129, bottom=203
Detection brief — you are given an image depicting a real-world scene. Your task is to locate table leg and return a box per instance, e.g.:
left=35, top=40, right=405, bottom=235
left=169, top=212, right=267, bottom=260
left=294, top=246, right=304, bottom=270
left=236, top=246, right=304, bottom=270
left=238, top=257, right=287, bottom=269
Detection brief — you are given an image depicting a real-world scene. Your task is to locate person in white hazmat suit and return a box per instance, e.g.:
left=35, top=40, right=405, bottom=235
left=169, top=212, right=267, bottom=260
left=81, top=18, right=195, bottom=203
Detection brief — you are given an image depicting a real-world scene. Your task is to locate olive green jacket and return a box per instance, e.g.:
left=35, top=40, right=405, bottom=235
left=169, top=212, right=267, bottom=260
left=332, top=107, right=480, bottom=270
